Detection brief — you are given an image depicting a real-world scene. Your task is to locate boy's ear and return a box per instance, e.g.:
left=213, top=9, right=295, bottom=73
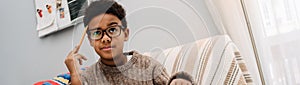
left=124, top=28, right=129, bottom=41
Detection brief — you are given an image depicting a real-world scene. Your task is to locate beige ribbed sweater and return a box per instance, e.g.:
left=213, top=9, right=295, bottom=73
left=80, top=51, right=170, bottom=85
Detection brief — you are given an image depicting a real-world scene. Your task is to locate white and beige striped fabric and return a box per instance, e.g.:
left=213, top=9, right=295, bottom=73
left=144, top=35, right=253, bottom=85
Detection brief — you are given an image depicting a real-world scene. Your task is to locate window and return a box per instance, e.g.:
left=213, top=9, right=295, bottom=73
left=260, top=0, right=300, bottom=37
left=256, top=0, right=300, bottom=84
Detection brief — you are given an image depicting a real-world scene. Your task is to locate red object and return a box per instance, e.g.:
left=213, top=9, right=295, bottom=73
left=33, top=80, right=61, bottom=85
left=37, top=9, right=42, bottom=17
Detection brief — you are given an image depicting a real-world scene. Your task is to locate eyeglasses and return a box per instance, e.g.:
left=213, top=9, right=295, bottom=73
left=87, top=24, right=125, bottom=40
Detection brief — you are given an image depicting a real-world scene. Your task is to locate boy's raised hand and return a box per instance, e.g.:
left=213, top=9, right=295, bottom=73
left=64, top=45, right=87, bottom=85
left=64, top=45, right=87, bottom=74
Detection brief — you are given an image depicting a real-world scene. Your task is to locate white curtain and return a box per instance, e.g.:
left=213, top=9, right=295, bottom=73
left=254, top=0, right=300, bottom=84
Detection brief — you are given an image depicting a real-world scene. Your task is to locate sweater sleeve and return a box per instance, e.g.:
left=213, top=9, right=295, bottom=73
left=152, top=65, right=170, bottom=85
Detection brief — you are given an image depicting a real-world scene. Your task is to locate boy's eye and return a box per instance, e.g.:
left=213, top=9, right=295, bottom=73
left=108, top=28, right=117, bottom=33
left=92, top=31, right=101, bottom=36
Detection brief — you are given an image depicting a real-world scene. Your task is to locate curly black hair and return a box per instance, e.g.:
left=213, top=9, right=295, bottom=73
left=83, top=0, right=127, bottom=28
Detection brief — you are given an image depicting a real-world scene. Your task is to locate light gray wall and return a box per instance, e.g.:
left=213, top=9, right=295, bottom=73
left=120, top=0, right=221, bottom=52
left=0, top=0, right=220, bottom=84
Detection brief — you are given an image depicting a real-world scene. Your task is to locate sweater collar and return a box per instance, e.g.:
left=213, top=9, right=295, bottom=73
left=98, top=51, right=139, bottom=73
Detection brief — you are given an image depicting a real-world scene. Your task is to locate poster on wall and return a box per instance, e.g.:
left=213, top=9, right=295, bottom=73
left=34, top=0, right=88, bottom=37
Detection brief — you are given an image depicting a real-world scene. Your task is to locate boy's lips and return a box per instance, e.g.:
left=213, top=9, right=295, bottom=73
left=100, top=46, right=115, bottom=51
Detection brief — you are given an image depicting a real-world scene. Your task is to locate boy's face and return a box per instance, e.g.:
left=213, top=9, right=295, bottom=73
left=87, top=14, right=129, bottom=60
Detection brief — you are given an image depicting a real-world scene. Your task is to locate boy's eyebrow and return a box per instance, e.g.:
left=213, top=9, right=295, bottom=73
left=107, top=22, right=118, bottom=26
left=89, top=22, right=119, bottom=30
left=89, top=27, right=100, bottom=31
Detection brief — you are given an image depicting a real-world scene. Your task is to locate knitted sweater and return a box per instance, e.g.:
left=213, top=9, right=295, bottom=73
left=80, top=51, right=170, bottom=85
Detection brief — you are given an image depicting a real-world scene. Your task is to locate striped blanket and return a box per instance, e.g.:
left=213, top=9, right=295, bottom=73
left=144, top=35, right=253, bottom=85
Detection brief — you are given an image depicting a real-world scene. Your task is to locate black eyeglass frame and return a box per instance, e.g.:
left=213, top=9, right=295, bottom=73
left=86, top=25, right=126, bottom=40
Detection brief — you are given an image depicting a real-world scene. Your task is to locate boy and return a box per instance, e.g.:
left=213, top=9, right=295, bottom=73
left=65, top=0, right=193, bottom=85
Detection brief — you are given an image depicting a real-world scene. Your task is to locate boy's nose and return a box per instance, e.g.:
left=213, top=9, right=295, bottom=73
left=101, top=33, right=111, bottom=43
